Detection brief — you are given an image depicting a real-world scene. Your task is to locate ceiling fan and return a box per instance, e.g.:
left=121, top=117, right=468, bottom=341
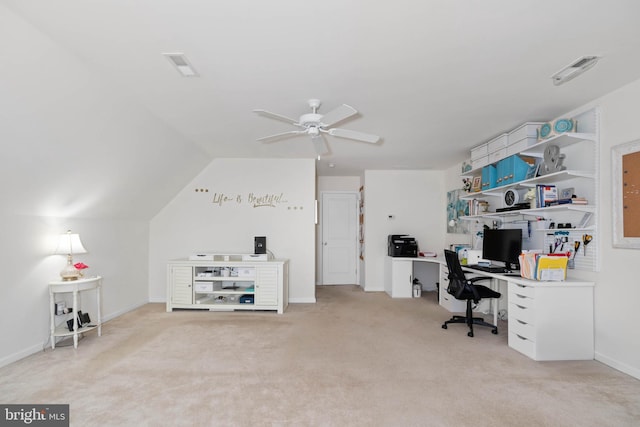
left=253, top=99, right=380, bottom=156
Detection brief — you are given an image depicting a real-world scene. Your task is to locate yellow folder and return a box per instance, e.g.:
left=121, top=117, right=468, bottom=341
left=535, top=255, right=568, bottom=281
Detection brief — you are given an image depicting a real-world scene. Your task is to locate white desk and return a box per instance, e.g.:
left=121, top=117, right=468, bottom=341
left=461, top=271, right=594, bottom=360
left=49, top=276, right=102, bottom=349
left=384, top=256, right=443, bottom=298
left=386, top=256, right=594, bottom=361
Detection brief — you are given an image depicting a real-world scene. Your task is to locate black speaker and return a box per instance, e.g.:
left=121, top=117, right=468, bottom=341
left=254, top=236, right=266, bottom=254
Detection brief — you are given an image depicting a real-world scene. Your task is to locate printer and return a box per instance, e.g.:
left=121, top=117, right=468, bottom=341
left=387, top=234, right=418, bottom=257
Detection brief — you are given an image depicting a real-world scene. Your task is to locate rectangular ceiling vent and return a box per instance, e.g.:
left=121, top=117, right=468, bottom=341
left=551, top=55, right=600, bottom=86
left=163, top=53, right=198, bottom=77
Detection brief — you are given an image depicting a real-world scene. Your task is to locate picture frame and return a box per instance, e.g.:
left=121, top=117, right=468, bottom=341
left=471, top=176, right=482, bottom=192
left=612, top=139, right=640, bottom=248
left=560, top=187, right=574, bottom=200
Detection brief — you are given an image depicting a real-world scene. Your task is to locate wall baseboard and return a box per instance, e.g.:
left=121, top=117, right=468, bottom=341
left=595, top=351, right=640, bottom=380
left=102, top=300, right=148, bottom=323
left=0, top=343, right=44, bottom=369
left=0, top=299, right=149, bottom=369
left=289, top=297, right=316, bottom=303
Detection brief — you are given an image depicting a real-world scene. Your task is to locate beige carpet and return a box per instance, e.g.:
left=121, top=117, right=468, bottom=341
left=1, top=286, right=639, bottom=426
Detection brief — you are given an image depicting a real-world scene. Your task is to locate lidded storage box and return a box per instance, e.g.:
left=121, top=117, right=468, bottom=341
left=507, top=122, right=544, bottom=156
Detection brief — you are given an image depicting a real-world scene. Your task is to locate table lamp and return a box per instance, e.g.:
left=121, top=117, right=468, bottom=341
left=54, top=230, right=87, bottom=281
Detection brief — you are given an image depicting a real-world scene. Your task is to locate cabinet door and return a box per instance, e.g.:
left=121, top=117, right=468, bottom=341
left=255, top=266, right=279, bottom=308
left=171, top=266, right=193, bottom=304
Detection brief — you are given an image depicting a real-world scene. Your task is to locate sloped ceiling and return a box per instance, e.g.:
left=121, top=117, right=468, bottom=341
left=2, top=1, right=640, bottom=218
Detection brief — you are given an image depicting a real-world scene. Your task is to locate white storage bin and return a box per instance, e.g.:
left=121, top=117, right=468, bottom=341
left=487, top=134, right=508, bottom=153
left=471, top=155, right=489, bottom=169
left=508, top=122, right=544, bottom=145
left=194, top=283, right=213, bottom=292
left=236, top=267, right=256, bottom=278
left=488, top=148, right=507, bottom=164
left=507, top=137, right=537, bottom=156
left=471, top=143, right=488, bottom=160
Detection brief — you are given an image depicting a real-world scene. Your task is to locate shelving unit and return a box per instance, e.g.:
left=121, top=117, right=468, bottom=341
left=460, top=107, right=600, bottom=272
left=167, top=258, right=288, bottom=313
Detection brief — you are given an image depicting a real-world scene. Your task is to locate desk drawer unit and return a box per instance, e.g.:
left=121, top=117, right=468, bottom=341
left=438, top=265, right=466, bottom=312
left=506, top=281, right=594, bottom=361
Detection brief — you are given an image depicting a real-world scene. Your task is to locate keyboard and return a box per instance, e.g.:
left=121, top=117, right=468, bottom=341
left=466, top=264, right=510, bottom=274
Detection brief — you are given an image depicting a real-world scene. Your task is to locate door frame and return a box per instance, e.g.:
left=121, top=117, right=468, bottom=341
left=318, top=191, right=360, bottom=285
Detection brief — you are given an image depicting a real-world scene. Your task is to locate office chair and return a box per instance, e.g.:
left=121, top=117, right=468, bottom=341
left=441, top=249, right=501, bottom=337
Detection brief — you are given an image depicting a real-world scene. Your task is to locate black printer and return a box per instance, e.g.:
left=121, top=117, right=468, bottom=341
left=388, top=234, right=418, bottom=257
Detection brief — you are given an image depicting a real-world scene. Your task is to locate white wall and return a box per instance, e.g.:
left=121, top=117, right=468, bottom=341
left=316, top=176, right=362, bottom=285
left=0, top=8, right=185, bottom=368
left=0, top=216, right=149, bottom=368
left=149, top=158, right=317, bottom=303
left=582, top=79, right=640, bottom=379
left=363, top=170, right=445, bottom=292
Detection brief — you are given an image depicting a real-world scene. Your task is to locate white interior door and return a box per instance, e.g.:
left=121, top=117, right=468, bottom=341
left=322, top=192, right=358, bottom=285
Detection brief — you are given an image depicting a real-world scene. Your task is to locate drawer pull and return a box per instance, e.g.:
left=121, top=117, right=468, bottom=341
left=516, top=294, right=526, bottom=299
left=516, top=334, right=527, bottom=340
left=517, top=320, right=527, bottom=325
left=516, top=304, right=526, bottom=309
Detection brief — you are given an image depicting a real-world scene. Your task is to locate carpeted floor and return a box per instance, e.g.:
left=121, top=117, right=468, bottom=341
left=1, top=285, right=639, bottom=426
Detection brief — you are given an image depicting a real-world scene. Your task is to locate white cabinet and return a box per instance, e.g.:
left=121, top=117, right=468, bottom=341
left=507, top=280, right=594, bottom=361
left=384, top=257, right=413, bottom=298
left=167, top=259, right=288, bottom=314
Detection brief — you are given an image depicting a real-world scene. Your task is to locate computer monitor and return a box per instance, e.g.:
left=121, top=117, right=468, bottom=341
left=482, top=228, right=522, bottom=270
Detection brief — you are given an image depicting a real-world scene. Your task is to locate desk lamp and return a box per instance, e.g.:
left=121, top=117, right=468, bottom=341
left=54, top=230, right=87, bottom=281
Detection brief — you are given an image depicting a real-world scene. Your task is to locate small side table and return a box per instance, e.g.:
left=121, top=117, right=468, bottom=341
left=49, top=276, right=102, bottom=349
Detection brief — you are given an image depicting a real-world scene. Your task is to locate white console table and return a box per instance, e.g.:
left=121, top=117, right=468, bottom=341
left=49, top=276, right=102, bottom=349
left=167, top=258, right=289, bottom=314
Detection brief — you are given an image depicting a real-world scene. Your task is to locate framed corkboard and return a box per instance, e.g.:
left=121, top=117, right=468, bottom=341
left=612, top=139, right=640, bottom=248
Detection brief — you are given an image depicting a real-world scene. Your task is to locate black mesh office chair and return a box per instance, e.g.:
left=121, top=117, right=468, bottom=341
left=441, top=249, right=501, bottom=337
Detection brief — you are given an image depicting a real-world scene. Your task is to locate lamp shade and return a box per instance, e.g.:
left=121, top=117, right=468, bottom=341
left=54, top=230, right=87, bottom=255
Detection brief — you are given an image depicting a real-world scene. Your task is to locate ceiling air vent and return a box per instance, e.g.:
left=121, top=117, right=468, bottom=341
left=551, top=55, right=600, bottom=86
left=163, top=53, right=198, bottom=77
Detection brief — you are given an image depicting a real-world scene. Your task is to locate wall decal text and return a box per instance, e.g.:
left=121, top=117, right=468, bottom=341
left=210, top=192, right=289, bottom=208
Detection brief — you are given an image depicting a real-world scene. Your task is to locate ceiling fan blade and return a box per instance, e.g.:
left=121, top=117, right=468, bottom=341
left=256, top=130, right=305, bottom=143
left=253, top=109, right=300, bottom=126
left=320, top=104, right=358, bottom=127
left=328, top=128, right=380, bottom=143
left=312, top=135, right=329, bottom=156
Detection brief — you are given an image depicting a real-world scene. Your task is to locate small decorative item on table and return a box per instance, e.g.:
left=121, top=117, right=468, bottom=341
left=74, top=262, right=89, bottom=278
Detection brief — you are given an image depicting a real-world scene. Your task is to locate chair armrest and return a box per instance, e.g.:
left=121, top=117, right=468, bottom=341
left=469, top=276, right=492, bottom=284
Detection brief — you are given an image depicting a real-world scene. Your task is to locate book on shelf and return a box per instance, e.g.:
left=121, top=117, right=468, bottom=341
left=549, top=196, right=588, bottom=206
left=536, top=184, right=557, bottom=208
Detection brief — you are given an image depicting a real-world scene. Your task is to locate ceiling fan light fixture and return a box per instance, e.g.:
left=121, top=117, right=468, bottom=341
left=551, top=55, right=600, bottom=86
left=163, top=53, right=199, bottom=77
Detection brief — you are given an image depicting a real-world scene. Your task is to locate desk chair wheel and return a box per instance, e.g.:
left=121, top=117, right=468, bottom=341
left=467, top=331, right=473, bottom=337
left=442, top=324, right=448, bottom=329
left=491, top=328, right=498, bottom=335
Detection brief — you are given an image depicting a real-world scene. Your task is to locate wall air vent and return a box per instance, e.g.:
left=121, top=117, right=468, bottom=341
left=163, top=53, right=198, bottom=77
left=551, top=55, right=600, bottom=86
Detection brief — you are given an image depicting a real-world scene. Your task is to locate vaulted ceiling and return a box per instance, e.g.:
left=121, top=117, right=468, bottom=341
left=2, top=1, right=640, bottom=218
